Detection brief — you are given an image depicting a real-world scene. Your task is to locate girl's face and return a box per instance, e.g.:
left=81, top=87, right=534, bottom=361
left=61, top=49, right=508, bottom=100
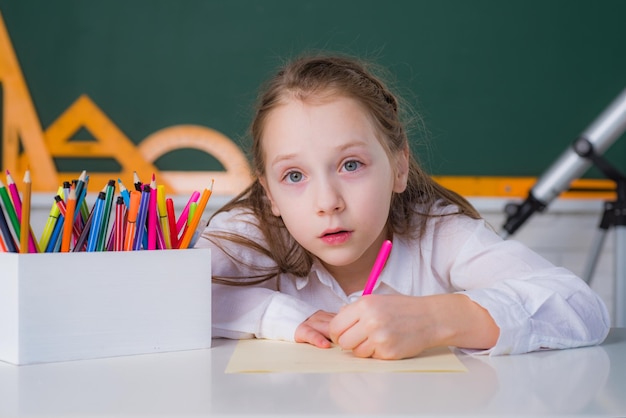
left=260, top=95, right=408, bottom=289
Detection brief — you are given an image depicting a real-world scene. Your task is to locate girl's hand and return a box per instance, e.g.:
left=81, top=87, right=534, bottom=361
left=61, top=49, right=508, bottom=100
left=295, top=310, right=336, bottom=349
left=328, top=294, right=499, bottom=359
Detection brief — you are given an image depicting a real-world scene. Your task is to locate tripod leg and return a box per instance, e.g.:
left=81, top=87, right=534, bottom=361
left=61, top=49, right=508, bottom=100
left=582, top=228, right=608, bottom=284
left=615, top=225, right=626, bottom=327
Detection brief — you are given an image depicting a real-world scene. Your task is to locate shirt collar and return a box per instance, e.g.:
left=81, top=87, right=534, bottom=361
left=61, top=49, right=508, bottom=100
left=297, top=235, right=415, bottom=295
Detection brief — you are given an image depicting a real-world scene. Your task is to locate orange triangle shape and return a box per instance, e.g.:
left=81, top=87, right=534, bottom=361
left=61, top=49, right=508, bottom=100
left=44, top=94, right=171, bottom=190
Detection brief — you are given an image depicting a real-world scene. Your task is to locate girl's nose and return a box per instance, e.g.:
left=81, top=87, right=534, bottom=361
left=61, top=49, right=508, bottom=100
left=314, top=179, right=345, bottom=215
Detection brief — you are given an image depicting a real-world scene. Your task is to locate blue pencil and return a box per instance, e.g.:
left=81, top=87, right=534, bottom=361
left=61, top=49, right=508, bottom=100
left=86, top=192, right=106, bottom=252
left=46, top=216, right=64, bottom=252
left=118, top=178, right=131, bottom=207
left=133, top=184, right=151, bottom=250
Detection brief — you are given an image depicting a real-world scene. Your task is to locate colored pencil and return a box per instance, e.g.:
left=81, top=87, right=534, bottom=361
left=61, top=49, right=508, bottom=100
left=19, top=170, right=32, bottom=253
left=72, top=199, right=97, bottom=252
left=113, top=196, right=125, bottom=251
left=176, top=191, right=200, bottom=234
left=133, top=171, right=142, bottom=191
left=118, top=178, right=131, bottom=207
left=178, top=180, right=213, bottom=249
left=179, top=202, right=196, bottom=246
left=40, top=187, right=64, bottom=250
left=123, top=191, right=141, bottom=251
left=86, top=191, right=106, bottom=252
left=75, top=172, right=89, bottom=228
left=148, top=175, right=158, bottom=250
left=0, top=201, right=18, bottom=252
left=166, top=198, right=178, bottom=249
left=96, top=180, right=115, bottom=251
left=61, top=186, right=77, bottom=252
left=156, top=185, right=171, bottom=249
left=63, top=181, right=71, bottom=202
left=133, top=184, right=151, bottom=250
left=45, top=210, right=64, bottom=252
left=0, top=178, right=20, bottom=239
left=54, top=195, right=83, bottom=248
left=362, top=240, right=393, bottom=295
left=6, top=170, right=38, bottom=252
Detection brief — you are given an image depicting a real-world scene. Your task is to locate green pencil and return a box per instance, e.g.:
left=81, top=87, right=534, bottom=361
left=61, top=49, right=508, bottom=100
left=0, top=178, right=21, bottom=240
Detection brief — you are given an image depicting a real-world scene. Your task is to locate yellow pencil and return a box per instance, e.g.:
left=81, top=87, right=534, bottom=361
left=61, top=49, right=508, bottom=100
left=178, top=179, right=213, bottom=249
left=157, top=185, right=171, bottom=249
left=40, top=186, right=64, bottom=250
left=19, top=170, right=32, bottom=253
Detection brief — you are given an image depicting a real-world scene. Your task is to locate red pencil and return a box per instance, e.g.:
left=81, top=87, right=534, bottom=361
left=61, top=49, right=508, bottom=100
left=166, top=198, right=178, bottom=249
left=114, top=196, right=126, bottom=251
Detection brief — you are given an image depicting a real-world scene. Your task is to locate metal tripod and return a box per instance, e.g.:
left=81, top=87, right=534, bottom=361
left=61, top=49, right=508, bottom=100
left=581, top=155, right=625, bottom=326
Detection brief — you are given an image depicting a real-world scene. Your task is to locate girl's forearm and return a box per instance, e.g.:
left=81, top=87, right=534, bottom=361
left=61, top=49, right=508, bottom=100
left=433, top=293, right=500, bottom=351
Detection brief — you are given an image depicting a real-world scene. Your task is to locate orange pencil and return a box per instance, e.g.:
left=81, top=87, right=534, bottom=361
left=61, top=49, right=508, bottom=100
left=60, top=186, right=77, bottom=252
left=178, top=179, right=213, bottom=249
left=19, top=170, right=32, bottom=253
left=123, top=190, right=142, bottom=251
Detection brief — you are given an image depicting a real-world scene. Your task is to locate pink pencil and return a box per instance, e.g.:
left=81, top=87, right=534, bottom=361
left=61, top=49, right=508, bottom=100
left=362, top=239, right=393, bottom=295
left=176, top=190, right=200, bottom=233
left=148, top=175, right=158, bottom=250
left=6, top=170, right=38, bottom=253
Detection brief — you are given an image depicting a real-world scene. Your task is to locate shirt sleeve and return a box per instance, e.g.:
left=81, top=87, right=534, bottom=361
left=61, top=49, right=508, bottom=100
left=195, top=209, right=318, bottom=341
left=431, top=215, right=611, bottom=355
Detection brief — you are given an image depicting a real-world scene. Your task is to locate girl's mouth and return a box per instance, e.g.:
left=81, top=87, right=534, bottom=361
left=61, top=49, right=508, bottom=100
left=320, top=230, right=352, bottom=245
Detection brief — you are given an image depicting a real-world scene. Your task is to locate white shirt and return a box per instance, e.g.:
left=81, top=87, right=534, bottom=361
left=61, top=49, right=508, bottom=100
left=196, top=206, right=610, bottom=355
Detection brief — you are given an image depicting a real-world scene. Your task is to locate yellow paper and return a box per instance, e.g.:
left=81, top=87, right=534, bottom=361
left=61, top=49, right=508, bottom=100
left=225, top=339, right=467, bottom=373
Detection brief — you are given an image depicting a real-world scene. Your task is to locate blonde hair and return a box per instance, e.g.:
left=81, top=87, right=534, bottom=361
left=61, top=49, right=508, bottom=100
left=208, top=53, right=480, bottom=284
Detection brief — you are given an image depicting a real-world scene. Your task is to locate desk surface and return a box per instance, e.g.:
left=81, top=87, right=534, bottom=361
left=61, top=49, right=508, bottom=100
left=1, top=328, right=624, bottom=417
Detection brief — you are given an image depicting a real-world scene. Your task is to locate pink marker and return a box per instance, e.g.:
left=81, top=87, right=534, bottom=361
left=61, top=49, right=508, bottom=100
left=176, top=190, right=200, bottom=233
left=148, top=175, right=158, bottom=250
left=362, top=239, right=393, bottom=295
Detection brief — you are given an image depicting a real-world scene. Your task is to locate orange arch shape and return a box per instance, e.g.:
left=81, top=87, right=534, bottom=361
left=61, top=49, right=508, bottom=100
left=138, top=125, right=253, bottom=195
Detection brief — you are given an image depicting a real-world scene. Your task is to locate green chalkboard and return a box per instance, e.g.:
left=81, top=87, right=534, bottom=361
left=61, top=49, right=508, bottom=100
left=1, top=0, right=625, bottom=178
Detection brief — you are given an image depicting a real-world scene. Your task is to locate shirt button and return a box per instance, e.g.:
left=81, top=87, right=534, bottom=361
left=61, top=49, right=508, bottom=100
left=348, top=294, right=360, bottom=303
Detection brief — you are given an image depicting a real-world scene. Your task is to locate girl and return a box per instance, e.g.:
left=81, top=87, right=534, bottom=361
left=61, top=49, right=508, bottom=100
left=196, top=53, right=610, bottom=359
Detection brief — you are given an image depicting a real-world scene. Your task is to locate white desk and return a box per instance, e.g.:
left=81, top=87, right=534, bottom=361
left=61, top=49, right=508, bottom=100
left=1, top=328, right=624, bottom=417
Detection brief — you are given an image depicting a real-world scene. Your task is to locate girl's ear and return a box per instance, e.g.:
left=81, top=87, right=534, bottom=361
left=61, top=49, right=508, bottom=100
left=258, top=176, right=282, bottom=217
left=393, top=146, right=410, bottom=193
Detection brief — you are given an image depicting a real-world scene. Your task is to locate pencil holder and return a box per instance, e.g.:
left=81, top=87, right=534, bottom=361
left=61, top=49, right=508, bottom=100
left=0, top=248, right=212, bottom=365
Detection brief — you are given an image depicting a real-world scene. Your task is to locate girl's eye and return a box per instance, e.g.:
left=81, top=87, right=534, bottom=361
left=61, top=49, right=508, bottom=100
left=284, top=171, right=304, bottom=183
left=343, top=160, right=361, bottom=172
